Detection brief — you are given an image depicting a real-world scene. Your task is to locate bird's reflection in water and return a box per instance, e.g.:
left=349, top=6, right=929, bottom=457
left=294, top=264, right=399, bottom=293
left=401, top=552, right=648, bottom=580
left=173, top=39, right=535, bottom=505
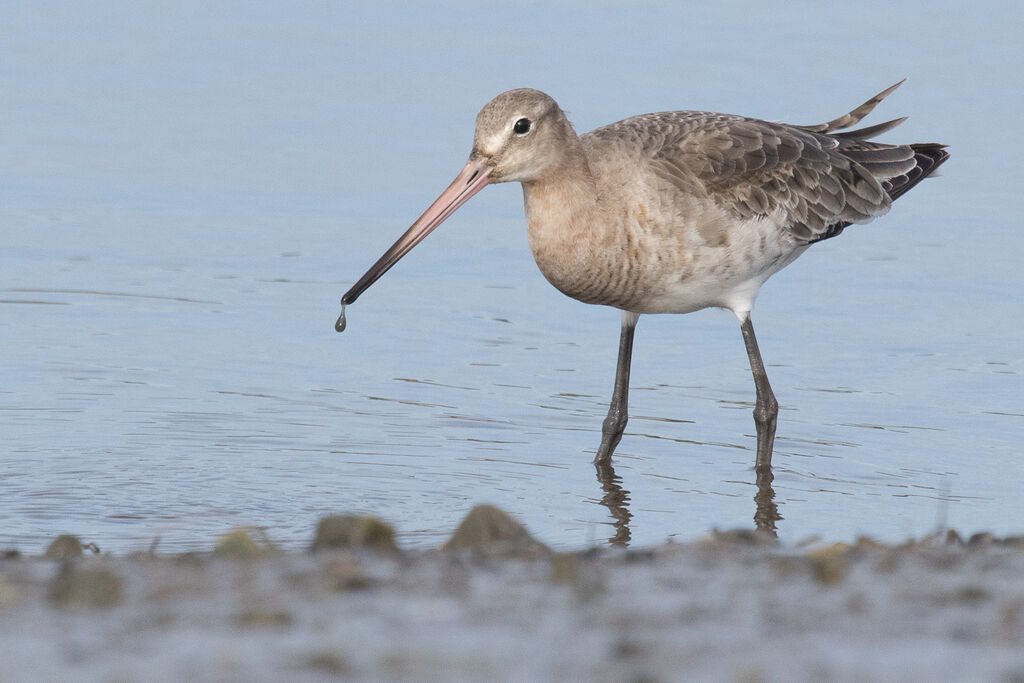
left=594, top=461, right=632, bottom=546
left=754, top=465, right=782, bottom=535
left=593, top=460, right=782, bottom=546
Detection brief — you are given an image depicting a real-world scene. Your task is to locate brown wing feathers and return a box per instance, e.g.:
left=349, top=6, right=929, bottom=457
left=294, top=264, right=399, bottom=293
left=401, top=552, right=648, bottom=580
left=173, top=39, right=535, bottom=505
left=593, top=81, right=947, bottom=244
left=701, top=80, right=947, bottom=243
left=797, top=81, right=949, bottom=241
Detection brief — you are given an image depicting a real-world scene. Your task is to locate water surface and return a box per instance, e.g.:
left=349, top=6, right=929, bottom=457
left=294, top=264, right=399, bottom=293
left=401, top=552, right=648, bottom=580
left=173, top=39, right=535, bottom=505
left=2, top=1, right=1021, bottom=553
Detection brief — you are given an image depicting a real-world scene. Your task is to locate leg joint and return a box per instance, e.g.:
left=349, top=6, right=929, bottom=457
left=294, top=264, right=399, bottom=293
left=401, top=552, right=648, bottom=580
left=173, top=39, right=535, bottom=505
left=602, top=408, right=628, bottom=436
left=753, top=392, right=778, bottom=423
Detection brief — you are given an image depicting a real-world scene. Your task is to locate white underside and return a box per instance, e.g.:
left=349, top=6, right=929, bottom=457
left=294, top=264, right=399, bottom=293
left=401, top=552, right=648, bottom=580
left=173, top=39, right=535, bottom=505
left=623, top=211, right=811, bottom=319
left=639, top=245, right=807, bottom=317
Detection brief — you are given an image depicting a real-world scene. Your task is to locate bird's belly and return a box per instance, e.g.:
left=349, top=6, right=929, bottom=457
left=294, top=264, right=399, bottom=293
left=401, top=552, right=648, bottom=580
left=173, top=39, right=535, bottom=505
left=532, top=214, right=807, bottom=316
left=635, top=240, right=809, bottom=315
left=533, top=240, right=806, bottom=316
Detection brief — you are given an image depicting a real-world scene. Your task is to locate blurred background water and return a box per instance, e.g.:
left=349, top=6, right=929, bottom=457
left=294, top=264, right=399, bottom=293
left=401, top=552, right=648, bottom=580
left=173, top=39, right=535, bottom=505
left=2, top=1, right=1021, bottom=553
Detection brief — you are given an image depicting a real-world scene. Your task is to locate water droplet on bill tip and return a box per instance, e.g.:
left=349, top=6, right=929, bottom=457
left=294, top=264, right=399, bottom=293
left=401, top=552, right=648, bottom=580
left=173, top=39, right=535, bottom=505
left=334, top=303, right=347, bottom=333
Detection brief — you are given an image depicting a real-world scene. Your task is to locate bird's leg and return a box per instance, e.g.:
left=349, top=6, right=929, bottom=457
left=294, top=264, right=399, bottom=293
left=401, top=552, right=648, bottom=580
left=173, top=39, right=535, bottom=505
left=739, top=314, right=778, bottom=470
left=595, top=311, right=639, bottom=465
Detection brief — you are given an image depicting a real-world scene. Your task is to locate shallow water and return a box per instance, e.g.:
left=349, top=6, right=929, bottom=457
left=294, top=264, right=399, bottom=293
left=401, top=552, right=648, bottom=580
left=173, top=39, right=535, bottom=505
left=2, top=2, right=1022, bottom=553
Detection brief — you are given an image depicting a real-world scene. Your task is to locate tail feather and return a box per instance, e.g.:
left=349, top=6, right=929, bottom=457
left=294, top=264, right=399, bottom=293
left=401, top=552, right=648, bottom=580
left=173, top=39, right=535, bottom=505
left=834, top=116, right=908, bottom=141
left=808, top=142, right=948, bottom=244
left=796, top=79, right=906, bottom=134
left=841, top=144, right=918, bottom=179
left=883, top=143, right=949, bottom=201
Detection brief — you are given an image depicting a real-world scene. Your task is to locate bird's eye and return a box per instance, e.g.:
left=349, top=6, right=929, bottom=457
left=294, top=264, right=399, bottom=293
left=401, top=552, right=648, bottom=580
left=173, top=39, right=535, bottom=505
left=513, top=118, right=532, bottom=135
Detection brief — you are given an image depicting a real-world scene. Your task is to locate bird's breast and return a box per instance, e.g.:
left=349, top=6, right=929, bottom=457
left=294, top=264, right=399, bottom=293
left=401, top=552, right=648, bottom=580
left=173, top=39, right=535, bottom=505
left=524, top=184, right=665, bottom=310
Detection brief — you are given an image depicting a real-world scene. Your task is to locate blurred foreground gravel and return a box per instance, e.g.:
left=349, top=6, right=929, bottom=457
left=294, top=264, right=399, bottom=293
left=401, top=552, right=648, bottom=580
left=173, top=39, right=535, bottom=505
left=2, top=508, right=1023, bottom=682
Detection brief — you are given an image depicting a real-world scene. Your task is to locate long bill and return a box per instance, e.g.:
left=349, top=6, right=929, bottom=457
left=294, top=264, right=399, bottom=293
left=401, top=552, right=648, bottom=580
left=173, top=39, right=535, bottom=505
left=336, top=158, right=492, bottom=330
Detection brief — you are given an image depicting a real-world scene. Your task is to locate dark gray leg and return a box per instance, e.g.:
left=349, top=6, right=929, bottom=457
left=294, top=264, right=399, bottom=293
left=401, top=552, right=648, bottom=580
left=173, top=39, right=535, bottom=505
left=739, top=314, right=778, bottom=470
left=594, top=311, right=639, bottom=465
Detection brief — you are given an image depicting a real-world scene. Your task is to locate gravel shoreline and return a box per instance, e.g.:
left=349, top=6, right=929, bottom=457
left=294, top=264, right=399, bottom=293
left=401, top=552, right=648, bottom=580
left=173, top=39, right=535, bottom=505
left=2, top=509, right=1024, bottom=682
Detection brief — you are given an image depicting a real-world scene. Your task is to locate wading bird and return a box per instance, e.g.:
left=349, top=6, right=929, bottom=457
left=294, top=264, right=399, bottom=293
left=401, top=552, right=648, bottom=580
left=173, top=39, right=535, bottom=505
left=336, top=81, right=948, bottom=471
